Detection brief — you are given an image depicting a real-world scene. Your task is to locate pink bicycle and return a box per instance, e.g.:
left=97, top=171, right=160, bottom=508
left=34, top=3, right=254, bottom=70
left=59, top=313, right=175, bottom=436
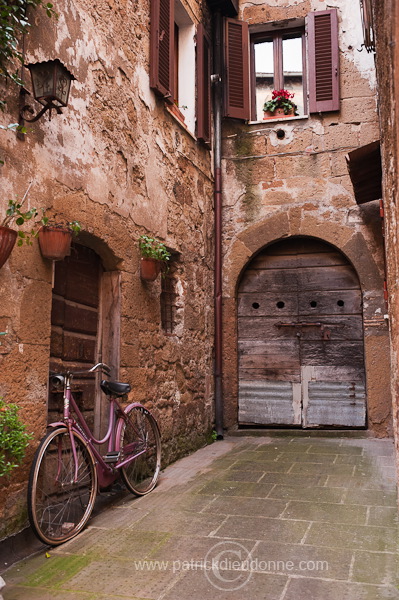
left=27, top=363, right=161, bottom=545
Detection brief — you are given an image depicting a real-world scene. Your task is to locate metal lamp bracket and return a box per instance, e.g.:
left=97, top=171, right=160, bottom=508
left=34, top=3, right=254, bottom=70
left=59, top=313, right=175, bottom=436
left=20, top=100, right=63, bottom=123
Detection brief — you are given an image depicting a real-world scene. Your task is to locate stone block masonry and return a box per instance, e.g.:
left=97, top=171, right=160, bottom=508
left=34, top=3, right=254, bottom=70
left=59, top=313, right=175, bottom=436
left=0, top=0, right=214, bottom=539
left=221, top=0, right=392, bottom=444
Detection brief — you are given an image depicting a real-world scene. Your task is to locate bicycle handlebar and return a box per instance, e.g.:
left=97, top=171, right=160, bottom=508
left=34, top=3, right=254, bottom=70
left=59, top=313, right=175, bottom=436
left=49, top=363, right=112, bottom=384
left=88, top=363, right=111, bottom=375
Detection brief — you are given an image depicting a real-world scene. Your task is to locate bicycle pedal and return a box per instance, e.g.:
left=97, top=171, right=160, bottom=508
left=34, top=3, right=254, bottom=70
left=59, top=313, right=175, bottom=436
left=103, top=451, right=120, bottom=464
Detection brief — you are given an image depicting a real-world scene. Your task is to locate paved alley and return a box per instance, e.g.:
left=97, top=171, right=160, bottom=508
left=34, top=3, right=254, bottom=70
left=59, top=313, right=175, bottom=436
left=2, top=433, right=399, bottom=600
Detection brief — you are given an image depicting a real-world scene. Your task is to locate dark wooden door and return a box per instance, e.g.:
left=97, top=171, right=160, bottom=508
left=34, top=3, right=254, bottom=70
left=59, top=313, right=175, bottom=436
left=238, top=238, right=366, bottom=428
left=48, top=244, right=103, bottom=430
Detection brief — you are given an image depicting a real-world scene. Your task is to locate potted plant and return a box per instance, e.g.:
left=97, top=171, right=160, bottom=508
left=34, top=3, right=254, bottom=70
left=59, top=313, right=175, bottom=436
left=139, top=235, right=171, bottom=281
left=0, top=186, right=38, bottom=269
left=38, top=215, right=81, bottom=261
left=263, top=89, right=298, bottom=119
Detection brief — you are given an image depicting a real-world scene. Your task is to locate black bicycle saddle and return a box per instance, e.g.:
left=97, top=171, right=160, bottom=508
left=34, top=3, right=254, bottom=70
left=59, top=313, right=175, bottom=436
left=100, top=380, right=131, bottom=397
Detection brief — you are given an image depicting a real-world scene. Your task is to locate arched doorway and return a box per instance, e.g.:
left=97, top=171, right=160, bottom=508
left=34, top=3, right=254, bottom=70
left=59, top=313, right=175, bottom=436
left=238, top=237, right=366, bottom=428
left=48, top=242, right=121, bottom=437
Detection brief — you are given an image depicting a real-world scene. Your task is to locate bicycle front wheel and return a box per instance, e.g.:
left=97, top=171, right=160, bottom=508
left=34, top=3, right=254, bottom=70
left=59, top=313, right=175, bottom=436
left=28, top=427, right=97, bottom=545
left=119, top=406, right=161, bottom=495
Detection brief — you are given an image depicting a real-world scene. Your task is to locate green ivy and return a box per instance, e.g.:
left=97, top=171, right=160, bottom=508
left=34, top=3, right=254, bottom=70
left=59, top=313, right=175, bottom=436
left=0, top=0, right=56, bottom=112
left=0, top=397, right=33, bottom=478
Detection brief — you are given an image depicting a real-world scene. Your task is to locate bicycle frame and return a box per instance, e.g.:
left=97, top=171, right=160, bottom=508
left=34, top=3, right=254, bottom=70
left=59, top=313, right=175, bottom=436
left=50, top=369, right=151, bottom=489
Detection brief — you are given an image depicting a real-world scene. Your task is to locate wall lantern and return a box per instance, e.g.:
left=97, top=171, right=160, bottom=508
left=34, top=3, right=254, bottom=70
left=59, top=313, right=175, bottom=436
left=20, top=59, right=76, bottom=122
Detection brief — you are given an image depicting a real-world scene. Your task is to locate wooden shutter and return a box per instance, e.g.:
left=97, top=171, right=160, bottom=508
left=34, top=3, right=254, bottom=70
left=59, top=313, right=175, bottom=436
left=150, top=0, right=174, bottom=101
left=196, top=24, right=211, bottom=144
left=307, top=9, right=340, bottom=113
left=224, top=18, right=250, bottom=120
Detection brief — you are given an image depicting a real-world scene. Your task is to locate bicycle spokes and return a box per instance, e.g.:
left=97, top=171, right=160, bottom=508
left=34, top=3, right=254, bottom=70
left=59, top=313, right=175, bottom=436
left=119, top=406, right=161, bottom=496
left=28, top=428, right=97, bottom=545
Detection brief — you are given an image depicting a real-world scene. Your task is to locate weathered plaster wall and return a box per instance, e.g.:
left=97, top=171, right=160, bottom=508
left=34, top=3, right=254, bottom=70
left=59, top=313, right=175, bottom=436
left=222, top=0, right=392, bottom=435
left=373, top=0, right=399, bottom=496
left=0, top=0, right=214, bottom=538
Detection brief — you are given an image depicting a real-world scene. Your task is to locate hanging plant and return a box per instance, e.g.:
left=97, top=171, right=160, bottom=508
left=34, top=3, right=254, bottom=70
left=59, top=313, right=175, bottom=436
left=0, top=181, right=37, bottom=268
left=139, top=235, right=171, bottom=281
left=0, top=397, right=33, bottom=478
left=38, top=214, right=81, bottom=261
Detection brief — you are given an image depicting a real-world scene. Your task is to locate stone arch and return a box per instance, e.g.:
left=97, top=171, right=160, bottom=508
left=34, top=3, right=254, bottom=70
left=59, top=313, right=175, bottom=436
left=222, top=211, right=392, bottom=436
left=224, top=211, right=382, bottom=298
left=77, top=231, right=123, bottom=271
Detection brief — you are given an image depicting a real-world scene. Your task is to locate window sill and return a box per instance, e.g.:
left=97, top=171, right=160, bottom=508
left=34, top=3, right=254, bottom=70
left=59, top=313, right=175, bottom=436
left=248, top=115, right=309, bottom=125
left=165, top=105, right=197, bottom=142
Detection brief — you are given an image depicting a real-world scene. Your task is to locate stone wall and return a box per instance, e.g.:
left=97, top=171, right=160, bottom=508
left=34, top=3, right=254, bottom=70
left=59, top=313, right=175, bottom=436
left=372, top=0, right=399, bottom=496
left=0, top=0, right=214, bottom=539
left=221, top=0, right=392, bottom=434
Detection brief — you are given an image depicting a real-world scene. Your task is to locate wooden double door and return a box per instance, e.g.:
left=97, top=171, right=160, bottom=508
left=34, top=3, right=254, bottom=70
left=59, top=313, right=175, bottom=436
left=238, top=238, right=366, bottom=428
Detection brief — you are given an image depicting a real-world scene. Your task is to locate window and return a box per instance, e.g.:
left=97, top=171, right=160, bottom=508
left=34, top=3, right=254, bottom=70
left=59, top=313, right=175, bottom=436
left=251, top=30, right=306, bottom=121
left=150, top=0, right=211, bottom=141
left=224, top=9, right=340, bottom=122
left=161, top=269, right=178, bottom=334
left=173, top=1, right=196, bottom=131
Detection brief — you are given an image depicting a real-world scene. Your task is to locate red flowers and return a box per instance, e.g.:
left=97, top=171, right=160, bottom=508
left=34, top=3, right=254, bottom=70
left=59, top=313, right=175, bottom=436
left=263, top=88, right=298, bottom=116
left=271, top=89, right=295, bottom=101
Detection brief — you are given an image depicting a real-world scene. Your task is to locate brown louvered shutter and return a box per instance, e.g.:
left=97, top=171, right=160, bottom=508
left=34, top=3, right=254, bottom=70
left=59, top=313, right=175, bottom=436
left=307, top=9, right=340, bottom=113
left=150, top=0, right=174, bottom=101
left=224, top=18, right=250, bottom=120
left=196, top=24, right=211, bottom=144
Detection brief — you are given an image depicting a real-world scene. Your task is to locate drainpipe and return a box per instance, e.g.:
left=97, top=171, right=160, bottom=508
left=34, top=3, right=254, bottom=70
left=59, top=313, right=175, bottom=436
left=212, top=11, right=224, bottom=439
left=379, top=199, right=389, bottom=306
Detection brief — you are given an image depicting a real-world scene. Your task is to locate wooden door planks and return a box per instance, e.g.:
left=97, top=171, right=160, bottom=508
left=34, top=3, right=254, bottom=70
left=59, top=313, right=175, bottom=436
left=237, top=237, right=366, bottom=428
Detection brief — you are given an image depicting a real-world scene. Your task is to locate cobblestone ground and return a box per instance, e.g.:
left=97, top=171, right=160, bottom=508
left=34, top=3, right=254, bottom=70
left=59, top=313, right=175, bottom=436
left=2, top=433, right=399, bottom=600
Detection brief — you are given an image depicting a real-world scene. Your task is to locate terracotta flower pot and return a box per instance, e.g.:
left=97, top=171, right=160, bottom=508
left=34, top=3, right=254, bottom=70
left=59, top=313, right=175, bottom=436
left=263, top=107, right=295, bottom=120
left=38, top=227, right=73, bottom=261
left=140, top=257, right=161, bottom=281
left=0, top=226, right=17, bottom=269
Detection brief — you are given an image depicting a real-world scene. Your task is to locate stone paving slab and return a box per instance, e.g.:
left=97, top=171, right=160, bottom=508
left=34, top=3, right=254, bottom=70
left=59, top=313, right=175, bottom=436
left=162, top=570, right=289, bottom=600
left=195, top=479, right=275, bottom=497
left=369, top=506, right=399, bottom=527
left=256, top=472, right=329, bottom=487
left=2, top=434, right=398, bottom=600
left=268, top=484, right=345, bottom=503
left=352, top=550, right=399, bottom=585
left=252, top=541, right=353, bottom=580
left=203, top=495, right=288, bottom=518
left=305, top=522, right=399, bottom=552
left=283, top=577, right=399, bottom=600
left=281, top=500, right=368, bottom=525
left=325, top=474, right=396, bottom=490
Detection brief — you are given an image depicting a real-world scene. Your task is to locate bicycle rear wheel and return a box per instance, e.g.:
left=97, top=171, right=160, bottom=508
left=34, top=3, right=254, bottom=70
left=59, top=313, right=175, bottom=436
left=119, top=405, right=161, bottom=495
left=28, top=427, right=97, bottom=545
